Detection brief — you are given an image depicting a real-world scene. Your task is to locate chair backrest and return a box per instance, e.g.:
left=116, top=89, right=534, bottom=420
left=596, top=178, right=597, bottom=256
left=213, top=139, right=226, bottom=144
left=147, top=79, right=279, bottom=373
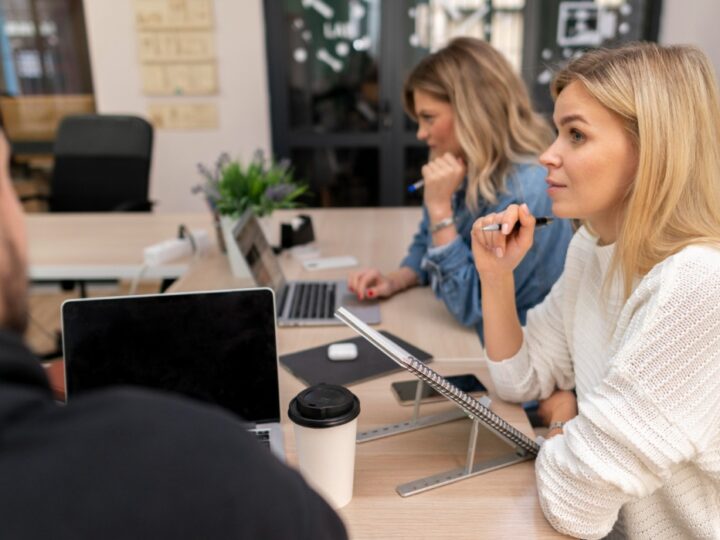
left=50, top=114, right=154, bottom=212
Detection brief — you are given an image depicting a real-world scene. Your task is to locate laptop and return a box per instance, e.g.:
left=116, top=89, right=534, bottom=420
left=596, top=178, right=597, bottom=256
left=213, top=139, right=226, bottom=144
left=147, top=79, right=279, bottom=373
left=62, top=288, right=286, bottom=461
left=228, top=212, right=381, bottom=326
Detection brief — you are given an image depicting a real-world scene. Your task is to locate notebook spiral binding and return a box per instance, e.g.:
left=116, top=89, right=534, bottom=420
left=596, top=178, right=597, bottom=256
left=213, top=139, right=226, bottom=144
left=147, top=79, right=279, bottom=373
left=406, top=357, right=539, bottom=456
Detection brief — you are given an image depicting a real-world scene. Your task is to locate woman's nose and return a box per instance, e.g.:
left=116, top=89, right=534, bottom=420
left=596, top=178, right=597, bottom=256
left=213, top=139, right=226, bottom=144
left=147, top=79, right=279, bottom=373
left=539, top=141, right=561, bottom=169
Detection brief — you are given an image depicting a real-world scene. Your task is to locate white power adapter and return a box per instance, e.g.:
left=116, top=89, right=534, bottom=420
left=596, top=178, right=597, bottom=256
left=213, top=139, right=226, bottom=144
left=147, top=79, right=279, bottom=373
left=143, top=229, right=210, bottom=266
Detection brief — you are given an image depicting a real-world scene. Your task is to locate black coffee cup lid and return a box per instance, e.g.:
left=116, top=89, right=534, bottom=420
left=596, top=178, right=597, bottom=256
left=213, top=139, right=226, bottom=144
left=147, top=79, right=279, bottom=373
left=288, top=383, right=360, bottom=428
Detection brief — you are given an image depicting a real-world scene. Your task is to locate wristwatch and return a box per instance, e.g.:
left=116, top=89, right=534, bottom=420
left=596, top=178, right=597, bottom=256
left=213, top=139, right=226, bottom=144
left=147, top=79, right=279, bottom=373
left=429, top=216, right=454, bottom=234
left=548, top=421, right=566, bottom=431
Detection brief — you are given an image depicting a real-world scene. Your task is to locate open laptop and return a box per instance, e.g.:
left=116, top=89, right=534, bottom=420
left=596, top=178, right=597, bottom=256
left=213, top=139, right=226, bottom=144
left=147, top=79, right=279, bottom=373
left=62, top=288, right=285, bottom=461
left=229, top=213, right=381, bottom=326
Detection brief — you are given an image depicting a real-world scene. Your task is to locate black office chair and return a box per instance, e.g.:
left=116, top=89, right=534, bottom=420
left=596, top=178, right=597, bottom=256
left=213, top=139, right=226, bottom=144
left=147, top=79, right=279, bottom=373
left=24, top=111, right=155, bottom=274
left=22, top=116, right=156, bottom=353
left=27, top=114, right=155, bottom=212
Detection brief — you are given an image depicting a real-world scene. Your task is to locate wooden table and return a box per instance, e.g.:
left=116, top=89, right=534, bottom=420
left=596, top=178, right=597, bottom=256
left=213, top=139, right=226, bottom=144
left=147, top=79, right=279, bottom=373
left=171, top=208, right=566, bottom=539
left=31, top=209, right=564, bottom=538
left=26, top=212, right=213, bottom=281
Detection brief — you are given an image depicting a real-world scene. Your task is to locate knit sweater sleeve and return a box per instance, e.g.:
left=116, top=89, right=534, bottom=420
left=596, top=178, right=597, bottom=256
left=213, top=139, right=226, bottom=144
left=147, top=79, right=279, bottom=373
left=535, top=245, right=720, bottom=539
left=485, top=231, right=597, bottom=401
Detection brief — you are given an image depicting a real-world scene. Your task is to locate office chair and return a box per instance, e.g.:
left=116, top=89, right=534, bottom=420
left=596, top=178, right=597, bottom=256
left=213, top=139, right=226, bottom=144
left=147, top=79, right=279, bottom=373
left=22, top=115, right=156, bottom=342
left=25, top=114, right=155, bottom=212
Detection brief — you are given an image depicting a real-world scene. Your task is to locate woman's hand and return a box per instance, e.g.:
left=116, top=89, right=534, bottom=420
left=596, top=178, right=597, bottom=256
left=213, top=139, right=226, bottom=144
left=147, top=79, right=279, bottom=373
left=471, top=203, right=536, bottom=278
left=348, top=267, right=419, bottom=301
left=537, top=390, right=578, bottom=439
left=422, top=152, right=466, bottom=220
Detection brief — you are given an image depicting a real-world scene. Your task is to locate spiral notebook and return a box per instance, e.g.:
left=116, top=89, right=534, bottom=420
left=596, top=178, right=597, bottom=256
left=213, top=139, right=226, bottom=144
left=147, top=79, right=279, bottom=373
left=335, top=307, right=540, bottom=456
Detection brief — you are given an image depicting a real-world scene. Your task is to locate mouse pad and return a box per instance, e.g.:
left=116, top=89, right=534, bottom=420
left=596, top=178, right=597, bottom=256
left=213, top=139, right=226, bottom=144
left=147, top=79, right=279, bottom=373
left=279, top=331, right=432, bottom=387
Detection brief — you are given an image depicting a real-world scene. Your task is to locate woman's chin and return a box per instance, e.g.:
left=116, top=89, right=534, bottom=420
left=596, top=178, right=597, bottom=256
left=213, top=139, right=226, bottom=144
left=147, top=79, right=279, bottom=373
left=550, top=202, right=577, bottom=220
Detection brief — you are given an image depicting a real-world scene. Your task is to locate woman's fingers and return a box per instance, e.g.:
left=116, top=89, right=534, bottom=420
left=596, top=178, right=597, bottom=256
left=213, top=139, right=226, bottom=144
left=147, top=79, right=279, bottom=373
left=355, top=269, right=382, bottom=300
left=472, top=213, right=502, bottom=254
left=515, top=203, right=536, bottom=251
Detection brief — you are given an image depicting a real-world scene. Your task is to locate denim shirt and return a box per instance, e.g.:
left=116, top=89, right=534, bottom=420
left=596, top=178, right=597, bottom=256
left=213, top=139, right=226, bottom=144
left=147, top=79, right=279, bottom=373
left=400, top=163, right=573, bottom=342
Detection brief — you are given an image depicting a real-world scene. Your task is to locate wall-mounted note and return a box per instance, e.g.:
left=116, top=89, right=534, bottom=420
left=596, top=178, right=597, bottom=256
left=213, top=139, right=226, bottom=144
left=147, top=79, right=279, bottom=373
left=141, top=62, right=217, bottom=95
left=138, top=31, right=215, bottom=62
left=135, top=0, right=214, bottom=30
left=148, top=102, right=218, bottom=129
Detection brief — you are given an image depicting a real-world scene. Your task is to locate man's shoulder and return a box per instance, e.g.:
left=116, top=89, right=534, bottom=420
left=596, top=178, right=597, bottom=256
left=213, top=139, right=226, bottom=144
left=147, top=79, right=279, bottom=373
left=0, top=386, right=347, bottom=540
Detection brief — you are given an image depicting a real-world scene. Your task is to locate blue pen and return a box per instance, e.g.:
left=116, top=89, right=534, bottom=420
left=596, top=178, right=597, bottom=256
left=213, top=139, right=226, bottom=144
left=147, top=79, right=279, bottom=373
left=407, top=179, right=424, bottom=193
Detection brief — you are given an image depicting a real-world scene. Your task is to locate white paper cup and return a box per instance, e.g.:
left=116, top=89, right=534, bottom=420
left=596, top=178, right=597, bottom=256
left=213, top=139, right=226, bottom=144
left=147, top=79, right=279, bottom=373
left=288, top=384, right=360, bottom=509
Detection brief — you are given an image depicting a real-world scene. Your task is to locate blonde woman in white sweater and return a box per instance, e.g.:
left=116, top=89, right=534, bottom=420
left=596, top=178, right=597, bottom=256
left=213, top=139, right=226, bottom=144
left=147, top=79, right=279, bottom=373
left=471, top=43, right=720, bottom=539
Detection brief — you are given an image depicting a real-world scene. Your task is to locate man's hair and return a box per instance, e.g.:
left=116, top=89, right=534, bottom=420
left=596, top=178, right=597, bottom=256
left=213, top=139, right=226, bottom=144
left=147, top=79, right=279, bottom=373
left=552, top=42, right=720, bottom=299
left=402, top=37, right=553, bottom=211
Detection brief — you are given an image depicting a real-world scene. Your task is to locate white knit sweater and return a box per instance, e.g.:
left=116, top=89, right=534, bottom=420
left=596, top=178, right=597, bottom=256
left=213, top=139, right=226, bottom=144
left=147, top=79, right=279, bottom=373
left=486, top=227, right=720, bottom=539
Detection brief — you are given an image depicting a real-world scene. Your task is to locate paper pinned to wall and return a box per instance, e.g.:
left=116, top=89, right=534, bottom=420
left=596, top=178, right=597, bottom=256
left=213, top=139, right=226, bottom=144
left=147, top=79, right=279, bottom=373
left=148, top=103, right=218, bottom=129
left=134, top=0, right=214, bottom=30
left=138, top=31, right=216, bottom=62
left=141, top=62, right=218, bottom=95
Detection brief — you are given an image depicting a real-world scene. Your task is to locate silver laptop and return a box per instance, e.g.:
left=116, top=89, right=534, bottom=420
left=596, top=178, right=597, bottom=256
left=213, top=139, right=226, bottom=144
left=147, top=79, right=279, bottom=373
left=61, top=288, right=286, bottom=461
left=229, top=213, right=381, bottom=327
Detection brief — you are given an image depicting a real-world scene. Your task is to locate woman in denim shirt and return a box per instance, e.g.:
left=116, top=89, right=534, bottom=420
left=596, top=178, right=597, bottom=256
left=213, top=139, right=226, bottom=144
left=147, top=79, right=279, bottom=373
left=349, top=38, right=573, bottom=341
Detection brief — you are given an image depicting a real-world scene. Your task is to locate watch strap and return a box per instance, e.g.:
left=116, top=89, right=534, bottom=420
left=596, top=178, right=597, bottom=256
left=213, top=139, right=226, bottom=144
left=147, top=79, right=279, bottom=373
left=429, top=216, right=454, bottom=234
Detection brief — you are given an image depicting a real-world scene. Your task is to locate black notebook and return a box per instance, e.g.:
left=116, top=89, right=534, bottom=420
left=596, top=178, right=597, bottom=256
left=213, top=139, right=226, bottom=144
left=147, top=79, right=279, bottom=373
left=280, top=331, right=432, bottom=387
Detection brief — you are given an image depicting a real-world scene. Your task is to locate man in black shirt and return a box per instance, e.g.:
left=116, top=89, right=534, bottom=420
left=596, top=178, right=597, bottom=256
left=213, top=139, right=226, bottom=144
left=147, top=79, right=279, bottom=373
left=0, top=134, right=347, bottom=540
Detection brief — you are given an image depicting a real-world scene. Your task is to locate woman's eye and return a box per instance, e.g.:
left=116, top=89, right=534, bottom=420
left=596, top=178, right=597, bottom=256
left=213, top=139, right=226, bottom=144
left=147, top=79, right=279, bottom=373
left=569, top=128, right=585, bottom=143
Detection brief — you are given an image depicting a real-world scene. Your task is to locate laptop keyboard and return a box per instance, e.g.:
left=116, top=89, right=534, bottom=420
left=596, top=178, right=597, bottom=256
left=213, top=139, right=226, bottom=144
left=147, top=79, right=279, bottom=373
left=289, top=282, right=336, bottom=320
left=250, top=429, right=271, bottom=450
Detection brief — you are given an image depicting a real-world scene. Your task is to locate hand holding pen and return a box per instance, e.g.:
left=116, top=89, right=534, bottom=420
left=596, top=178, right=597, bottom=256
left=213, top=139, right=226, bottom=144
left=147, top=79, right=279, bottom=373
left=408, top=153, right=466, bottom=211
left=471, top=203, right=546, bottom=276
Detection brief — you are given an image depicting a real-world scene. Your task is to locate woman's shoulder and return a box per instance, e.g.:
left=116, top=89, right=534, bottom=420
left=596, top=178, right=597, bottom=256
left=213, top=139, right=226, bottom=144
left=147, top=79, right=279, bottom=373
left=654, top=243, right=720, bottom=287
left=633, top=243, right=720, bottom=311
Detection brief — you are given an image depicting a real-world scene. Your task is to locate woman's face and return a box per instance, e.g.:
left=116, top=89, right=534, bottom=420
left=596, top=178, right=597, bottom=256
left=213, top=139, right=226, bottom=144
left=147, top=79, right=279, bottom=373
left=413, top=90, right=463, bottom=159
left=540, top=81, right=638, bottom=244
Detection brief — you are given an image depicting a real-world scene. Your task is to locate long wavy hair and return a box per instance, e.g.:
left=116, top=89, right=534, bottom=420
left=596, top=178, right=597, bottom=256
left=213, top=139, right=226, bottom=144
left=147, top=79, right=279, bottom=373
left=403, top=37, right=553, bottom=211
left=552, top=43, right=720, bottom=299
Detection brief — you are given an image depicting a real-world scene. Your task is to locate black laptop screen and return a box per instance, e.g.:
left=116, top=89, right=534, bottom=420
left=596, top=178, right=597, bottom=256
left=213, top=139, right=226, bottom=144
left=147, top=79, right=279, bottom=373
left=63, top=289, right=280, bottom=424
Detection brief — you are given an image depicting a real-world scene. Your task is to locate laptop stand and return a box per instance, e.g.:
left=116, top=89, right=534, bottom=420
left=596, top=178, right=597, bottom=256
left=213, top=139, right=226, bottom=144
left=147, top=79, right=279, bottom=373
left=357, top=380, right=534, bottom=497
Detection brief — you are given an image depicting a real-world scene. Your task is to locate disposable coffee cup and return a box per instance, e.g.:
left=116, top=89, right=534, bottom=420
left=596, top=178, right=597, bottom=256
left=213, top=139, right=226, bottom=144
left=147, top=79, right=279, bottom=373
left=288, top=383, right=360, bottom=509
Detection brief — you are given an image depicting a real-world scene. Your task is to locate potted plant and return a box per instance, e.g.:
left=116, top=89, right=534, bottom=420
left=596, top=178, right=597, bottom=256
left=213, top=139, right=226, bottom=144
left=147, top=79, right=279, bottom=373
left=193, top=150, right=308, bottom=251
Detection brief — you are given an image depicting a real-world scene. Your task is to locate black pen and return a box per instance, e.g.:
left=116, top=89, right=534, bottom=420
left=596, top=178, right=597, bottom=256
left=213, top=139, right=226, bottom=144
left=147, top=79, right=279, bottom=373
left=481, top=217, right=554, bottom=232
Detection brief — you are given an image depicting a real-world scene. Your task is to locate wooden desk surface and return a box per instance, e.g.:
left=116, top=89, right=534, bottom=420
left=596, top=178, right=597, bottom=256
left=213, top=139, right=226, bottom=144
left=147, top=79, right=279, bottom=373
left=170, top=208, right=565, bottom=539
left=26, top=212, right=213, bottom=280
left=34, top=209, right=564, bottom=538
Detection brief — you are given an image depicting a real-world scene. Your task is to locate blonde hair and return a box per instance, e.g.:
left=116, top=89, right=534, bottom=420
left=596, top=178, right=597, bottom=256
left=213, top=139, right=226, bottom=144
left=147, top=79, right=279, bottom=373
left=403, top=37, right=553, bottom=211
left=552, top=43, right=720, bottom=299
